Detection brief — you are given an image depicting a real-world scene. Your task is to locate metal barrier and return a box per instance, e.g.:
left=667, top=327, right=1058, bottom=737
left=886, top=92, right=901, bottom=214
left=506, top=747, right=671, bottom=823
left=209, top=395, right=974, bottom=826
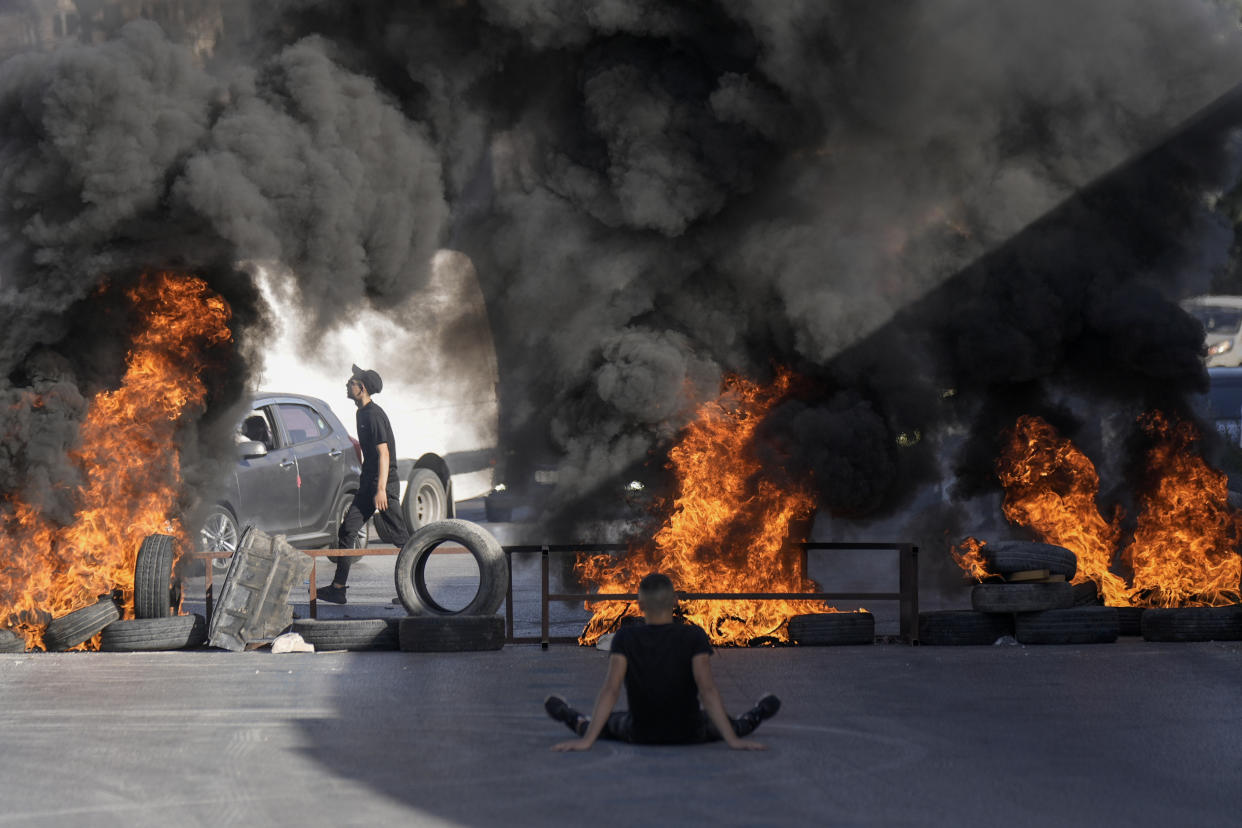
left=503, top=542, right=919, bottom=646
left=193, top=541, right=919, bottom=645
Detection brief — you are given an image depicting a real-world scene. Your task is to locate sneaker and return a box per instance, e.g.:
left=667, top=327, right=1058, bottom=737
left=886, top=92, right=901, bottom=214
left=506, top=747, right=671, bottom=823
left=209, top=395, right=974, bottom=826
left=544, top=695, right=586, bottom=734
left=316, top=584, right=348, bottom=604
left=754, top=694, right=781, bottom=721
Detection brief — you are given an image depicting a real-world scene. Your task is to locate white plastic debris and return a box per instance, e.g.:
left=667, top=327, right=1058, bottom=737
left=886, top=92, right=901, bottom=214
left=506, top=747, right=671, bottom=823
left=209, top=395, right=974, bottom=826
left=271, top=632, right=315, bottom=653
left=595, top=633, right=615, bottom=651
left=992, top=635, right=1020, bottom=646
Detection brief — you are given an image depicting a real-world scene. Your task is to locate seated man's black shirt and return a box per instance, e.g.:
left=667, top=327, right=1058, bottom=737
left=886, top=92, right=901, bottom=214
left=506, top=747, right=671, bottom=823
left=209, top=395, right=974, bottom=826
left=610, top=621, right=713, bottom=744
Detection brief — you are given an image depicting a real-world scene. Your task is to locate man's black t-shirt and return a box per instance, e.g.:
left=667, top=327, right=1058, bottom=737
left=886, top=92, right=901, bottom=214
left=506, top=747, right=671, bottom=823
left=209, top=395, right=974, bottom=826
left=610, top=621, right=714, bottom=744
left=355, top=402, right=400, bottom=490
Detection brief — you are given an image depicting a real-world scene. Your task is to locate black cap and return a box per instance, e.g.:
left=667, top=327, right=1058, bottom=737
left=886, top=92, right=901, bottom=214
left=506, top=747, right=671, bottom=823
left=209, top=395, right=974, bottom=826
left=351, top=364, right=383, bottom=395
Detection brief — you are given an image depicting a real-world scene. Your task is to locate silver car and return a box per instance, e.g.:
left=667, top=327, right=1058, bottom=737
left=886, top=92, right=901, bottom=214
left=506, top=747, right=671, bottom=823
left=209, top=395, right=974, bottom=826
left=198, top=392, right=364, bottom=564
left=1183, top=296, right=1242, bottom=367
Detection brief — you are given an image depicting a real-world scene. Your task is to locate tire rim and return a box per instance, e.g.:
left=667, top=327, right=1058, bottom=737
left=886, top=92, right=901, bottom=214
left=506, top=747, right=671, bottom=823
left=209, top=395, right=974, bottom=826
left=416, top=481, right=442, bottom=524
left=201, top=511, right=237, bottom=570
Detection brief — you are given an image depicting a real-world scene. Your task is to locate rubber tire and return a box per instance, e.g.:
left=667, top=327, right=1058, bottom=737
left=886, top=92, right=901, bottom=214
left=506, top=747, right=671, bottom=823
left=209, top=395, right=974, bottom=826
left=43, top=596, right=121, bottom=651
left=1014, top=607, right=1120, bottom=645
left=972, top=582, right=1073, bottom=613
left=982, top=541, right=1078, bottom=580
left=200, top=505, right=240, bottom=574
left=402, top=469, right=448, bottom=532
left=787, top=612, right=875, bottom=645
left=0, top=629, right=25, bottom=653
left=290, top=618, right=400, bottom=651
left=134, top=534, right=177, bottom=619
left=100, top=614, right=207, bottom=651
left=1141, top=606, right=1242, bottom=642
left=398, top=615, right=505, bottom=652
left=394, top=519, right=508, bottom=616
left=1117, top=606, right=1145, bottom=637
left=1071, top=581, right=1102, bottom=606
left=918, top=611, right=1014, bottom=645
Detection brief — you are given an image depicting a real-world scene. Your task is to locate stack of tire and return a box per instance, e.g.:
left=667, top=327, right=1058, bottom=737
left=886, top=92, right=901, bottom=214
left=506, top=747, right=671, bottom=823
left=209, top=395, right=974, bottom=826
left=1140, top=605, right=1242, bottom=642
left=37, top=534, right=206, bottom=652
left=920, top=541, right=1119, bottom=645
left=290, top=520, right=507, bottom=653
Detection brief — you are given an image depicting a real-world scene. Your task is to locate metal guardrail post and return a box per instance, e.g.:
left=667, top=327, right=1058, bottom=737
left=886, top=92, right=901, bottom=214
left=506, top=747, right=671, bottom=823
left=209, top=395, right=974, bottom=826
left=540, top=545, right=550, bottom=649
left=899, top=544, right=919, bottom=643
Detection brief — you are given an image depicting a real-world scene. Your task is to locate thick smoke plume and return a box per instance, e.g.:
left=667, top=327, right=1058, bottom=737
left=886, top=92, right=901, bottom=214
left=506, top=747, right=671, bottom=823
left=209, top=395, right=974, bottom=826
left=2, top=1, right=1242, bottom=558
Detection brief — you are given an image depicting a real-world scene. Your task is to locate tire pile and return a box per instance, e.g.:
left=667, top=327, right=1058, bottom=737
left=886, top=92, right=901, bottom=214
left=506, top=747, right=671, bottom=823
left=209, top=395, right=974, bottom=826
left=786, top=611, right=875, bottom=646
left=920, top=540, right=1242, bottom=645
left=289, top=519, right=508, bottom=653
left=27, top=534, right=206, bottom=653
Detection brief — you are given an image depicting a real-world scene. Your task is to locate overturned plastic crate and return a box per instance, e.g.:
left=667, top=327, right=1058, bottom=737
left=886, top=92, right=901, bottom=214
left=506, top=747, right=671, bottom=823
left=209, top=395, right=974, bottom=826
left=207, top=527, right=312, bottom=652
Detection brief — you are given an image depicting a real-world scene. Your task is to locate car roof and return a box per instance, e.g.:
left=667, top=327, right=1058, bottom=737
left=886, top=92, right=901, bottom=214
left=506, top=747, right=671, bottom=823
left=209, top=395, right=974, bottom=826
left=251, top=391, right=333, bottom=409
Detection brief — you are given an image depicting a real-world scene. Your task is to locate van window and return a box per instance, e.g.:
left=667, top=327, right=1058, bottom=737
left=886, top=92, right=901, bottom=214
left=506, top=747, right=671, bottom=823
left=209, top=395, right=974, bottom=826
left=1187, top=306, right=1242, bottom=334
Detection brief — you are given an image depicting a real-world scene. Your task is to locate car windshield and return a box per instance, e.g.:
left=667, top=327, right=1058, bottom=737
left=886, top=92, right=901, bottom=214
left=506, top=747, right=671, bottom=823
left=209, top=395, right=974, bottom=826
left=1188, top=306, right=1242, bottom=334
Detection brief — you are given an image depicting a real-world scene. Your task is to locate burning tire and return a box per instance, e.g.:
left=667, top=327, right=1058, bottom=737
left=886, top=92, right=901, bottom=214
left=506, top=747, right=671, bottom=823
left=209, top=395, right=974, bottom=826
left=971, top=582, right=1073, bottom=613
left=394, top=519, right=507, bottom=616
left=1071, top=580, right=1102, bottom=606
left=0, top=629, right=26, bottom=653
left=917, top=611, right=1014, bottom=645
left=1014, top=607, right=1120, bottom=645
left=291, top=618, right=400, bottom=651
left=134, top=533, right=178, bottom=618
left=398, top=615, right=505, bottom=652
left=787, top=612, right=874, bottom=646
left=1117, top=606, right=1145, bottom=636
left=1140, top=606, right=1242, bottom=642
left=402, top=468, right=448, bottom=531
left=100, top=614, right=206, bottom=651
left=982, top=541, right=1077, bottom=580
left=43, top=595, right=121, bottom=651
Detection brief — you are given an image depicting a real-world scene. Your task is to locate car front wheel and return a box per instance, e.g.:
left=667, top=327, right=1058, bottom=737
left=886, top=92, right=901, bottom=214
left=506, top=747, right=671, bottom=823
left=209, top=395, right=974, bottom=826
left=200, top=506, right=239, bottom=573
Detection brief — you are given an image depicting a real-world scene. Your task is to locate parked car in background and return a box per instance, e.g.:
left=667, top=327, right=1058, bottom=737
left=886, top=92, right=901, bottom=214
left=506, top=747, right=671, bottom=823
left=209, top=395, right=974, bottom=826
left=1182, top=295, right=1242, bottom=367
left=198, top=392, right=363, bottom=566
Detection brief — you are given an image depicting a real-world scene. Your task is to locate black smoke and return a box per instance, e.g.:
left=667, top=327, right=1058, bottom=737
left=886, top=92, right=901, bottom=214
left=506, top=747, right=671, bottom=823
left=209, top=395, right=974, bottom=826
left=2, top=1, right=1242, bottom=548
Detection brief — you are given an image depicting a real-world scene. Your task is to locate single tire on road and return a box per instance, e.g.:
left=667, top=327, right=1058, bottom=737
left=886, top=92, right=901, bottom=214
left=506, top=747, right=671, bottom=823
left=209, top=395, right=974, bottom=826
left=1014, top=606, right=1119, bottom=645
left=787, top=612, right=875, bottom=645
left=398, top=615, right=505, bottom=652
left=394, top=519, right=508, bottom=616
left=972, top=582, right=1073, bottom=614
left=1141, top=606, right=1242, bottom=642
left=100, top=614, right=206, bottom=651
left=918, top=610, right=1014, bottom=645
left=134, top=534, right=178, bottom=618
left=291, top=618, right=400, bottom=651
left=43, top=596, right=121, bottom=651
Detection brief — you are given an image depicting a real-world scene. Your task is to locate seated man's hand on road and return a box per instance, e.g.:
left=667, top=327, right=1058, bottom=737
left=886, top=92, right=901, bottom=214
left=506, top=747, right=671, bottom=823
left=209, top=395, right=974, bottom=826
left=727, top=739, right=767, bottom=751
left=374, top=490, right=389, bottom=511
left=551, top=739, right=594, bottom=752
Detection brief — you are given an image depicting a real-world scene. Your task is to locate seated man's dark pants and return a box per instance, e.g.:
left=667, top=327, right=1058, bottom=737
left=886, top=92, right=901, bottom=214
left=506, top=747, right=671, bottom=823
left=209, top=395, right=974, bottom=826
left=563, top=706, right=764, bottom=744
left=331, top=481, right=408, bottom=585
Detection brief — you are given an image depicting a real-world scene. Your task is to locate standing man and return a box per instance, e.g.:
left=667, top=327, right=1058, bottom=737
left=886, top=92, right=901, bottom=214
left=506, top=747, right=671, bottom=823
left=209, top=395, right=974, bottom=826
left=316, top=364, right=410, bottom=604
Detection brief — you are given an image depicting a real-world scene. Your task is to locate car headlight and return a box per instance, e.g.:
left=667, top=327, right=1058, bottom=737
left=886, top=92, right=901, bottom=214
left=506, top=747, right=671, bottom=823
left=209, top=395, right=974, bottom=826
left=1208, top=340, right=1234, bottom=357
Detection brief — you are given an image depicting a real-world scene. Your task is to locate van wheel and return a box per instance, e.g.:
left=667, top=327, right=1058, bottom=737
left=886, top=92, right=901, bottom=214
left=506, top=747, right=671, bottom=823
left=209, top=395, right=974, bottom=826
left=403, top=469, right=447, bottom=530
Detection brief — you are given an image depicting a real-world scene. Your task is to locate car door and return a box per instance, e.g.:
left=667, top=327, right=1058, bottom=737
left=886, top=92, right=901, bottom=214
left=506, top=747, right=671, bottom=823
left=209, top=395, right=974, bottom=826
left=235, top=405, right=301, bottom=533
left=274, top=402, right=342, bottom=535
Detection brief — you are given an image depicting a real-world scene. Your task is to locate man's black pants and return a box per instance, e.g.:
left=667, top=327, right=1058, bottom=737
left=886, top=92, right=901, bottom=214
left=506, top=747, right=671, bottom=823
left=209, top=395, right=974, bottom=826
left=331, top=481, right=409, bottom=585
left=562, top=706, right=763, bottom=744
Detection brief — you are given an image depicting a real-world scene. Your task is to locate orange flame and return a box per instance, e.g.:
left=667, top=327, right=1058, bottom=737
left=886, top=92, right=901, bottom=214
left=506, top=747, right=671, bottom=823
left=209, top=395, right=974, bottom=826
left=951, top=537, right=993, bottom=580
left=0, top=273, right=231, bottom=648
left=956, top=413, right=1242, bottom=608
left=1124, top=411, right=1241, bottom=607
left=576, top=371, right=838, bottom=647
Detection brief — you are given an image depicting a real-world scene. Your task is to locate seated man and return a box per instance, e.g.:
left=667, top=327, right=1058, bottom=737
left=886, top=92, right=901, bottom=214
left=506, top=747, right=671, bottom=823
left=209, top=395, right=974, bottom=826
left=545, top=572, right=780, bottom=751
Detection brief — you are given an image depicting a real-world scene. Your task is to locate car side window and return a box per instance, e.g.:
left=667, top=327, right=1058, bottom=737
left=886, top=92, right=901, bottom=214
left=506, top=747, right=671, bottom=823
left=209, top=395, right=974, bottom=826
left=276, top=404, right=330, bottom=446
left=238, top=408, right=277, bottom=450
